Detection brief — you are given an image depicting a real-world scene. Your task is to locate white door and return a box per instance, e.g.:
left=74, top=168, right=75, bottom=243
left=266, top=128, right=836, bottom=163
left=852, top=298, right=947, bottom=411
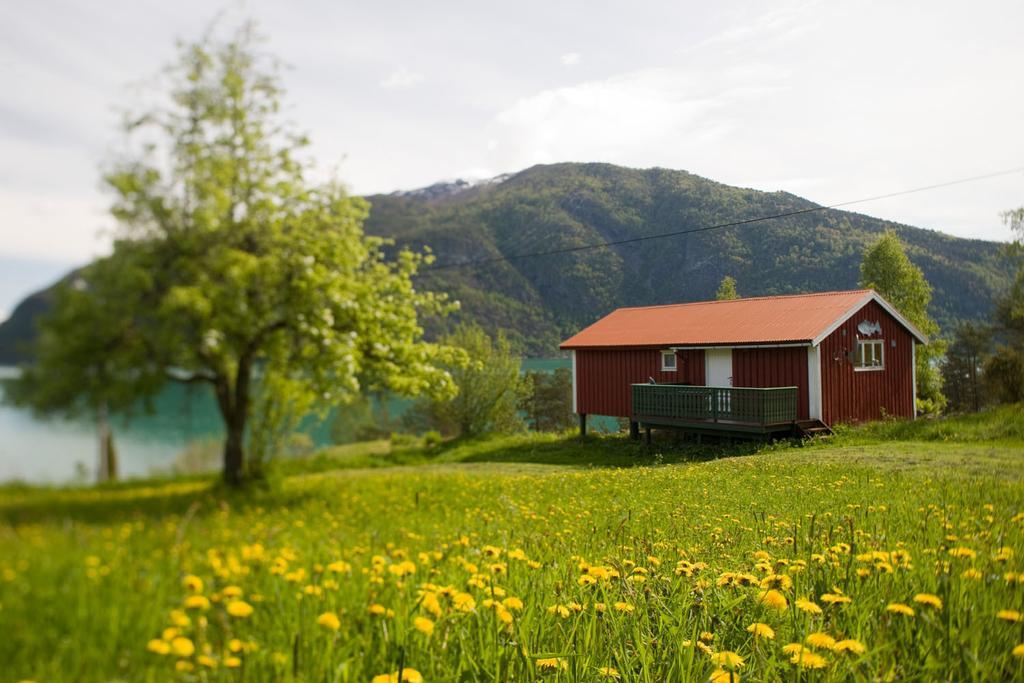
left=705, top=348, right=733, bottom=387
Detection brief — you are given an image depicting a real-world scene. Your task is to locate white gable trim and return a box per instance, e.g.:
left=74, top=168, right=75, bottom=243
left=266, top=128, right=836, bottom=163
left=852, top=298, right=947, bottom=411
left=810, top=291, right=929, bottom=347
left=669, top=343, right=810, bottom=350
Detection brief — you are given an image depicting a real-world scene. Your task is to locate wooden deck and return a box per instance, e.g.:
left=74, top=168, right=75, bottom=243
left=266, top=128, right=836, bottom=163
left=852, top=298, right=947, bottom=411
left=631, top=384, right=799, bottom=437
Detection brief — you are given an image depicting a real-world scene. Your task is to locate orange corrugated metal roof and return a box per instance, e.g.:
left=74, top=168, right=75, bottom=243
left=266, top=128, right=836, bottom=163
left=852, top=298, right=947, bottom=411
left=560, top=290, right=885, bottom=349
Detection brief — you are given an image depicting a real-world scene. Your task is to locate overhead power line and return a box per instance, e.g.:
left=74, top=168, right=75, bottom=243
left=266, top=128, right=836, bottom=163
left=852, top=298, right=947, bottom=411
left=426, top=166, right=1024, bottom=271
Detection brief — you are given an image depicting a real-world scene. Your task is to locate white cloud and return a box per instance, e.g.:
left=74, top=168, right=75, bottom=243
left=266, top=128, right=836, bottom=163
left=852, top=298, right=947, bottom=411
left=379, top=66, right=424, bottom=89
left=489, top=65, right=784, bottom=168
left=559, top=52, right=581, bottom=67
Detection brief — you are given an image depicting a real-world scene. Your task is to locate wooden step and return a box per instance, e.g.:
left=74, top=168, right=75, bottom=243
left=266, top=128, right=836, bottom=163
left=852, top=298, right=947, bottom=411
left=794, top=419, right=833, bottom=438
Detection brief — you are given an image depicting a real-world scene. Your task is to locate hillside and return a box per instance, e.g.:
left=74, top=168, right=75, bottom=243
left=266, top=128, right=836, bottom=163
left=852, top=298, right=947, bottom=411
left=0, top=163, right=1013, bottom=361
left=365, top=163, right=1013, bottom=354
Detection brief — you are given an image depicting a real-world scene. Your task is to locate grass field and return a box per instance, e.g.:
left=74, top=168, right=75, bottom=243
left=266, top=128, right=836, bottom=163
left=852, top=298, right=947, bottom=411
left=3, top=410, right=1024, bottom=681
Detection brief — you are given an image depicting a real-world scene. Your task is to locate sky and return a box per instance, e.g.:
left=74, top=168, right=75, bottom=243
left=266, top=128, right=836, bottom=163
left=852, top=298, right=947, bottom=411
left=1, top=0, right=1023, bottom=320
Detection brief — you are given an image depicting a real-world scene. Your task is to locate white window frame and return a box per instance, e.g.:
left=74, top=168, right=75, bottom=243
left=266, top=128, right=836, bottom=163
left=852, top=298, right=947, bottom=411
left=854, top=339, right=885, bottom=371
left=661, top=350, right=677, bottom=372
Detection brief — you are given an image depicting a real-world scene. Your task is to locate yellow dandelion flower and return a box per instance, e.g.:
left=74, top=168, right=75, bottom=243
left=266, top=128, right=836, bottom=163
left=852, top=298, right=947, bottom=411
left=161, top=627, right=179, bottom=641
left=598, top=666, right=621, bottom=678
left=226, top=600, right=254, bottom=618
left=710, top=651, right=745, bottom=668
left=316, top=611, right=341, bottom=631
left=747, top=622, right=775, bottom=640
left=760, top=574, right=793, bottom=590
left=169, top=609, right=190, bottom=627
left=224, top=656, right=241, bottom=668
left=805, top=632, right=836, bottom=650
left=962, top=568, right=982, bottom=580
left=548, top=604, right=571, bottom=618
left=948, top=547, right=976, bottom=559
left=197, top=655, right=217, bottom=669
left=184, top=595, right=210, bottom=610
left=420, top=592, right=442, bottom=617
left=795, top=598, right=822, bottom=614
left=182, top=575, right=203, bottom=593
left=782, top=643, right=805, bottom=655
left=453, top=592, right=476, bottom=612
left=175, top=660, right=194, bottom=672
left=1014, top=643, right=1024, bottom=658
left=709, top=669, right=741, bottom=683
left=222, top=585, right=243, bottom=599
left=503, top=597, right=524, bottom=612
left=834, top=639, right=866, bottom=655
left=228, top=639, right=244, bottom=653
left=147, top=639, right=171, bottom=655
left=886, top=602, right=915, bottom=617
left=757, top=589, right=788, bottom=611
left=537, top=657, right=568, bottom=672
left=820, top=593, right=851, bottom=605
left=913, top=593, right=943, bottom=610
left=790, top=650, right=828, bottom=669
left=388, top=560, right=417, bottom=577
left=170, top=637, right=195, bottom=657
left=613, top=602, right=634, bottom=613
left=414, top=616, right=435, bottom=636
left=997, top=610, right=1022, bottom=623
left=369, top=603, right=388, bottom=616
left=370, top=668, right=424, bottom=683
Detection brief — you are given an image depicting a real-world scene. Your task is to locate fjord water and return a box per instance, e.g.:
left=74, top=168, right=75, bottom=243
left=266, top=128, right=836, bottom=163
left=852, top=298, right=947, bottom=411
left=0, top=359, right=579, bottom=484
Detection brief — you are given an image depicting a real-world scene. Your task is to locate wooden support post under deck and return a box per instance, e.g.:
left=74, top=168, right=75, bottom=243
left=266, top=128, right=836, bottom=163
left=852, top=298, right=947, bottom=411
left=578, top=413, right=587, bottom=437
left=629, top=420, right=639, bottom=440
left=644, top=426, right=652, bottom=445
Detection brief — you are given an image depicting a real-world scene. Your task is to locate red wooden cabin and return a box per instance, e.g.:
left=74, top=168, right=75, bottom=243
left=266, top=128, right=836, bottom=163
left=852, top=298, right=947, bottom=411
left=559, top=290, right=927, bottom=438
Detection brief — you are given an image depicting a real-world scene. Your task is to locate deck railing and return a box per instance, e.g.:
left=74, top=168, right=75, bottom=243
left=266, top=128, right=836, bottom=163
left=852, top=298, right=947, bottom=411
left=631, top=384, right=798, bottom=425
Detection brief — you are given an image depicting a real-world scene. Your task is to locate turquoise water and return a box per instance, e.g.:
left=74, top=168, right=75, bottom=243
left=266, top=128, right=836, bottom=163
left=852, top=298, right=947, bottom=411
left=0, top=359, right=612, bottom=484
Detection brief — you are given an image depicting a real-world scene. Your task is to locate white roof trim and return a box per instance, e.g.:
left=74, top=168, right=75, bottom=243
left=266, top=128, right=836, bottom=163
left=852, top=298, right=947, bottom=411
left=810, top=291, right=929, bottom=346
left=669, top=343, right=811, bottom=350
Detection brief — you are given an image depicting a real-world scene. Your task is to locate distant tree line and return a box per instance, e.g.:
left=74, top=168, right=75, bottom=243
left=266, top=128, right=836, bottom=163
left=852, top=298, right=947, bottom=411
left=940, top=208, right=1024, bottom=411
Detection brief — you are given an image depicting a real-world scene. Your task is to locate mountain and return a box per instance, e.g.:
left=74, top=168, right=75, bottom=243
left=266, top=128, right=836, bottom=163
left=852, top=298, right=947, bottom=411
left=0, top=163, right=1013, bottom=362
left=364, top=163, right=1013, bottom=354
left=0, top=278, right=65, bottom=365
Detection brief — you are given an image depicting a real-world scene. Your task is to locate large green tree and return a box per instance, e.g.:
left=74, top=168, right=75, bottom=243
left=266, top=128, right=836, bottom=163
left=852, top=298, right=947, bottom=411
left=24, top=28, right=461, bottom=485
left=408, top=324, right=527, bottom=437
left=859, top=230, right=946, bottom=413
left=941, top=322, right=990, bottom=413
left=983, top=207, right=1024, bottom=402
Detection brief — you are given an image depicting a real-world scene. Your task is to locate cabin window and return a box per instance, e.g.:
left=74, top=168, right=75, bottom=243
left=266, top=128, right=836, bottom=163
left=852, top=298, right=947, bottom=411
left=661, top=350, right=677, bottom=372
left=854, top=339, right=884, bottom=371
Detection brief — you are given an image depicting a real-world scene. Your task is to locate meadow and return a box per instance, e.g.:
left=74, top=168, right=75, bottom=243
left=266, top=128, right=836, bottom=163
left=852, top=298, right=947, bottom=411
left=3, top=411, right=1024, bottom=682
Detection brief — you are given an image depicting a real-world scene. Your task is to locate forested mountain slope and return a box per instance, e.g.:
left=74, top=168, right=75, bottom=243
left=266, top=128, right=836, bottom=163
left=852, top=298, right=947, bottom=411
left=364, top=163, right=1012, bottom=355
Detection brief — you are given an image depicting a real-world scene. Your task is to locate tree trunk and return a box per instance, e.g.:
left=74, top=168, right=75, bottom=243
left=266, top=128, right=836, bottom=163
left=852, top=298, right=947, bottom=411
left=96, top=401, right=110, bottom=483
left=106, top=430, right=119, bottom=481
left=223, top=417, right=245, bottom=486
left=219, top=357, right=252, bottom=487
